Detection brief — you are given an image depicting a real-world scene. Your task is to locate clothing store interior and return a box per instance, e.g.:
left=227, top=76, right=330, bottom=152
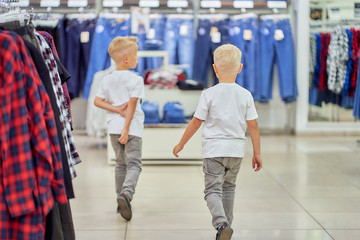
left=0, top=0, right=360, bottom=239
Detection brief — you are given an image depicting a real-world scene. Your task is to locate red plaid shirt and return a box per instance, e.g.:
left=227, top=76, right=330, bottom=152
left=0, top=30, right=67, bottom=221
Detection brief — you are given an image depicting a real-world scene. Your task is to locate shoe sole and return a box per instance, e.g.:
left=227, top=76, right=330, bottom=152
left=117, top=197, right=132, bottom=221
left=219, top=228, right=233, bottom=240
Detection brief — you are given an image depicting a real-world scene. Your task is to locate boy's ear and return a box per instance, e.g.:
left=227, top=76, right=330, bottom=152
left=212, top=64, right=218, bottom=74
left=123, top=54, right=128, bottom=63
left=238, top=63, right=243, bottom=73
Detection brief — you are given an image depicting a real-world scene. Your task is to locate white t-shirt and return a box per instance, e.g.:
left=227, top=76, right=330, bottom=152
left=96, top=70, right=145, bottom=137
left=194, top=83, right=258, bottom=158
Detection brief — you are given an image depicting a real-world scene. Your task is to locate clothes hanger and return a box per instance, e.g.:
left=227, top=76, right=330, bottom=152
left=231, top=12, right=257, bottom=21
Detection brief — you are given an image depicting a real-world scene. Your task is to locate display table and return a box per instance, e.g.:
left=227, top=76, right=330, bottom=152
left=107, top=87, right=203, bottom=164
left=107, top=124, right=202, bottom=164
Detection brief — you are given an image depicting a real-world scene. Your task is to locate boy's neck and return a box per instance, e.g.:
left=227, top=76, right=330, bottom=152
left=116, top=63, right=130, bottom=71
left=218, top=76, right=237, bottom=84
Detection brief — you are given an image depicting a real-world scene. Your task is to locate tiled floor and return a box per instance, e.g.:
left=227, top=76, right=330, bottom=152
left=70, top=135, right=360, bottom=240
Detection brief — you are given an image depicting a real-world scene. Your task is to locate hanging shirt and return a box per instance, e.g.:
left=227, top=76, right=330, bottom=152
left=0, top=30, right=67, bottom=239
left=327, top=26, right=349, bottom=94
left=87, top=67, right=114, bottom=137
left=194, top=83, right=258, bottom=158
left=35, top=32, right=81, bottom=179
left=37, top=30, right=73, bottom=129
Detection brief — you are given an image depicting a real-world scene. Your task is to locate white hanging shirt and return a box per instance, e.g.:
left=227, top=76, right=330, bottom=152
left=96, top=70, right=145, bottom=137
left=86, top=67, right=113, bottom=138
left=194, top=83, right=258, bottom=158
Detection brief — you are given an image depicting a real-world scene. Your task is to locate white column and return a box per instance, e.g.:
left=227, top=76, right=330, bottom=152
left=294, top=0, right=310, bottom=133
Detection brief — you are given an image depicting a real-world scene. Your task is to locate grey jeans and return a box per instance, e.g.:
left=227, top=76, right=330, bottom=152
left=203, top=157, right=243, bottom=229
left=110, top=134, right=142, bottom=201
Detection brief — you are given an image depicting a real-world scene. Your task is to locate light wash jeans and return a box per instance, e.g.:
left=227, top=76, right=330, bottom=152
left=163, top=18, right=195, bottom=79
left=83, top=17, right=131, bottom=99
left=203, top=157, right=242, bottom=229
left=258, top=18, right=297, bottom=103
left=110, top=134, right=142, bottom=200
left=229, top=17, right=258, bottom=95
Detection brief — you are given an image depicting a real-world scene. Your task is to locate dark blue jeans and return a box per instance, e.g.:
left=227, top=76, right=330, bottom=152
left=163, top=17, right=194, bottom=79
left=192, top=19, right=230, bottom=87
left=83, top=17, right=131, bottom=99
left=258, top=18, right=297, bottom=103
left=65, top=18, right=96, bottom=99
left=229, top=17, right=258, bottom=95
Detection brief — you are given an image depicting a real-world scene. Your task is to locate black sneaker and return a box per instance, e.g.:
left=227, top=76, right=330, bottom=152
left=117, top=193, right=132, bottom=221
left=216, top=222, right=233, bottom=240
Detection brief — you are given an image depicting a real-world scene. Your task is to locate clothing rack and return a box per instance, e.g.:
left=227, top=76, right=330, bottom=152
left=310, top=19, right=360, bottom=33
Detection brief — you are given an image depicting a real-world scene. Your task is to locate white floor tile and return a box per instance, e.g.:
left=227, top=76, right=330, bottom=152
left=70, top=135, right=360, bottom=240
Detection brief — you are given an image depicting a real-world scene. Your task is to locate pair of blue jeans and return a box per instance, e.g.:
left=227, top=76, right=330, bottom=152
left=83, top=17, right=131, bottom=99
left=65, top=18, right=96, bottom=99
left=146, top=16, right=166, bottom=70
left=193, top=19, right=230, bottom=87
left=229, top=17, right=258, bottom=95
left=163, top=18, right=194, bottom=79
left=135, top=33, right=147, bottom=77
left=258, top=18, right=297, bottom=103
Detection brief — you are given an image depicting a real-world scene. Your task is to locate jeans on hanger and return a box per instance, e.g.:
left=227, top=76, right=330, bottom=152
left=65, top=18, right=96, bottom=99
left=192, top=19, right=230, bottom=87
left=229, top=17, right=258, bottom=95
left=58, top=18, right=67, bottom=65
left=146, top=16, right=166, bottom=70
left=163, top=18, right=194, bottom=79
left=258, top=18, right=297, bottom=103
left=83, top=17, right=131, bottom=100
left=135, top=32, right=146, bottom=77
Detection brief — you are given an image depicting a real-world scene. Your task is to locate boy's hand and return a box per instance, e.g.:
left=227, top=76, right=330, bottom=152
left=252, top=155, right=262, bottom=172
left=116, top=103, right=128, bottom=118
left=118, top=130, right=129, bottom=144
left=173, top=144, right=183, bottom=158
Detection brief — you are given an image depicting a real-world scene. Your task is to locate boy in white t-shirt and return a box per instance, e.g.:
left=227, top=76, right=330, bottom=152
left=173, top=44, right=262, bottom=240
left=94, top=36, right=145, bottom=221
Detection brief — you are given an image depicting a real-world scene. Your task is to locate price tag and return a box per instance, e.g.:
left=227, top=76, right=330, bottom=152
left=139, top=0, right=160, bottom=8
left=243, top=29, right=252, bottom=41
left=40, top=0, right=60, bottom=7
left=210, top=27, right=221, bottom=43
left=10, top=0, right=29, bottom=7
left=147, top=28, right=156, bottom=39
left=201, top=0, right=221, bottom=8
left=233, top=1, right=254, bottom=9
left=81, top=31, right=90, bottom=43
left=180, top=24, right=189, bottom=36
left=274, top=29, right=285, bottom=41
left=267, top=1, right=287, bottom=9
left=167, top=0, right=188, bottom=8
left=68, top=0, right=88, bottom=7
left=103, top=0, right=123, bottom=7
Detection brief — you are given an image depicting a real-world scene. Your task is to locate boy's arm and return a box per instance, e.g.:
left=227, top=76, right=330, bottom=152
left=173, top=117, right=203, bottom=157
left=94, top=96, right=128, bottom=117
left=247, top=119, right=262, bottom=171
left=118, top=97, right=138, bottom=144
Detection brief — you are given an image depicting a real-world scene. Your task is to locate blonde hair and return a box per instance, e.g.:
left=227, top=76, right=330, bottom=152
left=108, top=36, right=138, bottom=61
left=213, top=44, right=242, bottom=76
